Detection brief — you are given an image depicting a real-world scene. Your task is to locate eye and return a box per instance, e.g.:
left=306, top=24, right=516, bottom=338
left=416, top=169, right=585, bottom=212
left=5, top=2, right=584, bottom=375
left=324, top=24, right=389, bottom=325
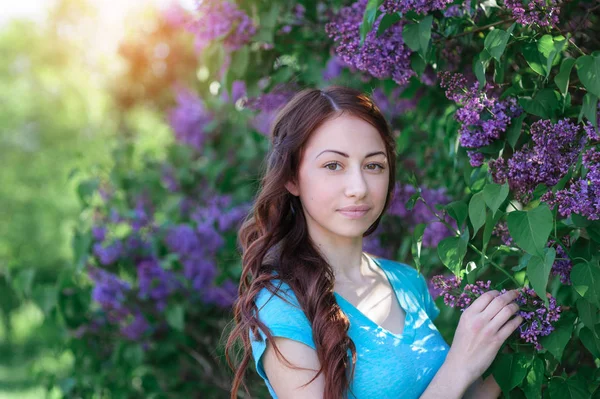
left=324, top=162, right=342, bottom=171
left=366, top=163, right=385, bottom=171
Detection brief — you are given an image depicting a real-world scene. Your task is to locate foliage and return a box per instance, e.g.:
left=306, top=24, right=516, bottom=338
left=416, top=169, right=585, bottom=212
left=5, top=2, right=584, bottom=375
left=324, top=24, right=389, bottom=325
left=30, top=0, right=600, bottom=397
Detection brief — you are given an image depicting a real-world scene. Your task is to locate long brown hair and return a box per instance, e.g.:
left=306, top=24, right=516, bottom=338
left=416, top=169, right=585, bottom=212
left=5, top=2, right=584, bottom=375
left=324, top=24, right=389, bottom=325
left=225, top=86, right=398, bottom=399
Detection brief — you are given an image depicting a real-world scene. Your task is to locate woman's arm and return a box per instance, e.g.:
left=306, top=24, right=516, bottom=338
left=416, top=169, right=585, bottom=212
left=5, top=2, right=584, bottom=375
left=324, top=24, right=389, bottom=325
left=419, top=290, right=521, bottom=399
left=463, top=375, right=501, bottom=399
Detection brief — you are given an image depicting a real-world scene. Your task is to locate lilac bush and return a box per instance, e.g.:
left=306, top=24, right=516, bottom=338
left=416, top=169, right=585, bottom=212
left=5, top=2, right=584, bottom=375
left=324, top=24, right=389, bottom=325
left=325, top=0, right=414, bottom=85
left=490, top=119, right=586, bottom=202
left=57, top=0, right=600, bottom=396
left=440, top=72, right=523, bottom=167
left=432, top=275, right=562, bottom=351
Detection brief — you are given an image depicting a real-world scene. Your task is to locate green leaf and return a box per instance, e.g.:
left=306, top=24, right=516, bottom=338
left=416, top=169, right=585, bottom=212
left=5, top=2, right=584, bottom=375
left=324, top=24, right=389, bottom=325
left=526, top=247, right=556, bottom=307
left=507, top=203, right=553, bottom=257
left=72, top=227, right=92, bottom=271
left=360, top=0, right=382, bottom=45
left=492, top=353, right=531, bottom=394
left=576, top=55, right=600, bottom=98
left=521, top=357, right=545, bottom=399
left=474, top=50, right=491, bottom=89
left=76, top=177, right=100, bottom=206
left=402, top=23, right=419, bottom=52
left=539, top=312, right=576, bottom=362
left=483, top=209, right=505, bottom=249
left=577, top=298, right=600, bottom=337
left=412, top=223, right=426, bottom=273
left=513, top=253, right=532, bottom=272
left=485, top=29, right=510, bottom=61
left=406, top=192, right=420, bottom=211
left=523, top=42, right=546, bottom=76
left=483, top=182, right=509, bottom=217
left=548, top=376, right=591, bottom=399
left=410, top=52, right=426, bottom=77
left=571, top=260, right=600, bottom=307
left=418, top=15, right=433, bottom=55
left=587, top=222, right=600, bottom=244
left=580, top=326, right=600, bottom=359
left=506, top=113, right=526, bottom=149
left=11, top=268, right=36, bottom=299
left=437, top=234, right=468, bottom=276
left=479, top=0, right=499, bottom=17
left=402, top=15, right=432, bottom=57
left=446, top=201, right=468, bottom=229
left=519, top=89, right=560, bottom=119
left=32, top=285, right=58, bottom=316
left=538, top=35, right=566, bottom=78
left=166, top=304, right=185, bottom=332
left=468, top=191, right=486, bottom=238
left=555, top=58, right=576, bottom=96
left=580, top=93, right=599, bottom=129
left=377, top=12, right=401, bottom=37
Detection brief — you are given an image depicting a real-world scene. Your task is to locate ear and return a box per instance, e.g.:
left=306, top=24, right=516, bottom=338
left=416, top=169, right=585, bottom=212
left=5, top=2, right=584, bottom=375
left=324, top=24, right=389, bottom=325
left=284, top=179, right=299, bottom=196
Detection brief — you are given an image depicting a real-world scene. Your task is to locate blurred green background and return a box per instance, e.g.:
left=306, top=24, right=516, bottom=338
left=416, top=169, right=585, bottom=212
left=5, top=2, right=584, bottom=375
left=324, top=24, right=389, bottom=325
left=1, top=1, right=193, bottom=397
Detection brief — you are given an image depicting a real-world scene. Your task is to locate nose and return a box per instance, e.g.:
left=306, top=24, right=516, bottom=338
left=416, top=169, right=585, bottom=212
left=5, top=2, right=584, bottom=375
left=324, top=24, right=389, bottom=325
left=344, top=166, right=368, bottom=198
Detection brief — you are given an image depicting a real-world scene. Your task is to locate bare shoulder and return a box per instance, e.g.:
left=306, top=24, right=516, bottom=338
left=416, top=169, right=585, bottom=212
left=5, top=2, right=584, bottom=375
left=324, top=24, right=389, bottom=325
left=262, top=336, right=325, bottom=398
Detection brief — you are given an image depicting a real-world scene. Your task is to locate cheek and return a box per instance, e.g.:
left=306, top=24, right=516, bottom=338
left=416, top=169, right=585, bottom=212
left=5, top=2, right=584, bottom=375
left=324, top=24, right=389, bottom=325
left=299, top=180, right=337, bottom=210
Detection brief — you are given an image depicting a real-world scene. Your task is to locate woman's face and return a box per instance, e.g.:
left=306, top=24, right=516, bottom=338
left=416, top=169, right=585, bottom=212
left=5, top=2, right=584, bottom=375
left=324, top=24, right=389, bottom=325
left=285, top=113, right=390, bottom=244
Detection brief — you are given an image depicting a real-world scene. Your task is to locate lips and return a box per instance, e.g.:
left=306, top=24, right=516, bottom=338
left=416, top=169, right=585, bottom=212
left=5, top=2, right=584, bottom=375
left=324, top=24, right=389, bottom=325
left=338, top=205, right=371, bottom=212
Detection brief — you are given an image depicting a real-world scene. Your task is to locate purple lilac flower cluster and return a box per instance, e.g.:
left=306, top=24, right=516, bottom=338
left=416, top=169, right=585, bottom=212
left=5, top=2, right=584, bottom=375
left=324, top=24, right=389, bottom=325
left=89, top=266, right=132, bottom=323
left=87, top=184, right=247, bottom=343
left=187, top=0, right=256, bottom=53
left=388, top=183, right=454, bottom=247
left=168, top=86, right=214, bottom=152
left=325, top=0, right=414, bottom=85
left=491, top=220, right=514, bottom=246
left=137, top=258, right=181, bottom=312
left=512, top=287, right=561, bottom=351
left=164, top=192, right=248, bottom=305
left=490, top=119, right=586, bottom=203
left=504, top=0, right=560, bottom=28
left=381, top=0, right=454, bottom=14
left=431, top=275, right=491, bottom=309
left=547, top=238, right=573, bottom=285
left=245, top=86, right=296, bottom=135
left=432, top=275, right=562, bottom=350
left=543, top=147, right=600, bottom=220
left=439, top=72, right=523, bottom=167
left=92, top=194, right=154, bottom=266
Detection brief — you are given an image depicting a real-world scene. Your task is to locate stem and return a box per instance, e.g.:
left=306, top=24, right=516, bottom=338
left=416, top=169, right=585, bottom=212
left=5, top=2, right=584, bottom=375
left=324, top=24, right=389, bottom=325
left=568, top=38, right=586, bottom=56
left=441, top=19, right=515, bottom=41
left=418, top=197, right=521, bottom=286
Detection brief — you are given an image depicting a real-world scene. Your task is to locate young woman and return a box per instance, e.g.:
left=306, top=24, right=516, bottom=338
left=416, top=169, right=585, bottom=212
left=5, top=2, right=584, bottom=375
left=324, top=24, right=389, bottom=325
left=225, top=86, right=523, bottom=399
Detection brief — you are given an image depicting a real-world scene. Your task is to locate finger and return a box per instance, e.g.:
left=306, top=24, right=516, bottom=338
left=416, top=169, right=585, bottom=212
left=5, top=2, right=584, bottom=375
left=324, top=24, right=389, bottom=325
left=466, top=290, right=501, bottom=314
left=497, top=314, right=524, bottom=341
left=486, top=302, right=520, bottom=334
left=481, top=290, right=520, bottom=321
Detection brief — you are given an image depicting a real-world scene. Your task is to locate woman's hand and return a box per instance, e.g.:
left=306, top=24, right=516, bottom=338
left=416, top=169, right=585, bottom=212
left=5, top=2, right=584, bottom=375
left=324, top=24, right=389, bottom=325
left=444, top=289, right=523, bottom=387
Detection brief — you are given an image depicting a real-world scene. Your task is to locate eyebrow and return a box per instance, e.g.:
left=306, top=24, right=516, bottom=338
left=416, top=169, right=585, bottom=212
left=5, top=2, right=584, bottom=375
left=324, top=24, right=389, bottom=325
left=315, top=150, right=387, bottom=159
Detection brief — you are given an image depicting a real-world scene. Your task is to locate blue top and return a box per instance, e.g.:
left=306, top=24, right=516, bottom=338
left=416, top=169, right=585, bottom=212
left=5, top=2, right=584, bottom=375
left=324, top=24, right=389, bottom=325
left=249, top=255, right=450, bottom=399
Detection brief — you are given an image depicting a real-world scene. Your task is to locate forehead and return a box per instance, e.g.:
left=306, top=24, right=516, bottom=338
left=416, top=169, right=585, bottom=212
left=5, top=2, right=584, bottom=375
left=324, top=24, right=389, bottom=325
left=303, top=114, right=385, bottom=155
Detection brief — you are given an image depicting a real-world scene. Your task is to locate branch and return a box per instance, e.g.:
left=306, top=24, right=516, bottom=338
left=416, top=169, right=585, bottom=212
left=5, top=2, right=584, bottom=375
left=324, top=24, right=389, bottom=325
left=438, top=19, right=515, bottom=42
